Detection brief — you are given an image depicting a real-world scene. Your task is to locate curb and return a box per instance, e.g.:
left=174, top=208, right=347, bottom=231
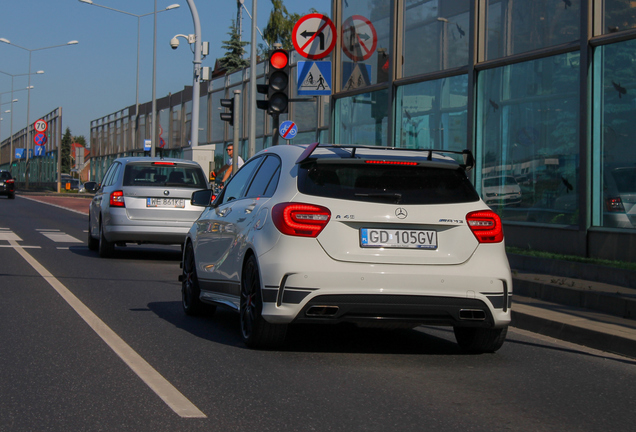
left=512, top=308, right=636, bottom=359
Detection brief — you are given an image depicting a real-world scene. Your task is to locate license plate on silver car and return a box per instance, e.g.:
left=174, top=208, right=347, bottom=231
left=360, top=228, right=438, bottom=249
left=146, top=198, right=185, bottom=208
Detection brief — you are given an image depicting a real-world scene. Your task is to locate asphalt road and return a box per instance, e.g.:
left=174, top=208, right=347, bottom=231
left=1, top=195, right=636, bottom=432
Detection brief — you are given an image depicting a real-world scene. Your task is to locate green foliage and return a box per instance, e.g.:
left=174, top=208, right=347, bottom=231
left=61, top=127, right=72, bottom=174
left=219, top=20, right=250, bottom=73
left=263, top=0, right=302, bottom=50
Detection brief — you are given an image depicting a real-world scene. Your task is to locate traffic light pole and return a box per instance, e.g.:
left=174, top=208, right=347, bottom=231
left=232, top=90, right=241, bottom=175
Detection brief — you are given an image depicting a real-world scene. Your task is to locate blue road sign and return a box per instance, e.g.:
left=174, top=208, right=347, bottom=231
left=279, top=120, right=298, bottom=140
left=35, top=145, right=46, bottom=157
left=297, top=61, right=332, bottom=96
left=144, top=139, right=152, bottom=151
left=15, top=148, right=25, bottom=159
left=28, top=149, right=33, bottom=159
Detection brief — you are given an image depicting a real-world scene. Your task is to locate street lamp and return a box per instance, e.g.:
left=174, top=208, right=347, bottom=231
left=0, top=70, right=44, bottom=169
left=78, top=0, right=180, bottom=157
left=0, top=38, right=78, bottom=188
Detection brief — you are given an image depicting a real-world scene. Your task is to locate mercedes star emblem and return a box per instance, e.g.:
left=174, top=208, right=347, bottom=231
left=395, top=208, right=407, bottom=219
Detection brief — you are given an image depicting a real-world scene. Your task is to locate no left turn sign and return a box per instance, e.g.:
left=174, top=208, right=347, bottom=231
left=342, top=15, right=377, bottom=62
left=292, top=14, right=336, bottom=60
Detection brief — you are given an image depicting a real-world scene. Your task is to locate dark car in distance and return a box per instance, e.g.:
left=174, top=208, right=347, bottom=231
left=0, top=171, right=15, bottom=199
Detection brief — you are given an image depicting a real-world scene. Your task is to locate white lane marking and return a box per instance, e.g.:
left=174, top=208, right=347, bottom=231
left=8, top=239, right=207, bottom=418
left=56, top=247, right=70, bottom=250
left=0, top=245, right=41, bottom=249
left=40, top=232, right=83, bottom=243
left=37, top=229, right=61, bottom=231
left=18, top=195, right=88, bottom=216
left=0, top=232, right=22, bottom=242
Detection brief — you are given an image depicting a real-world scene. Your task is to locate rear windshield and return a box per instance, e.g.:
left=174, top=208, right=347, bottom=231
left=611, top=168, right=636, bottom=193
left=298, top=162, right=480, bottom=205
left=0, top=172, right=11, bottom=180
left=123, top=163, right=207, bottom=188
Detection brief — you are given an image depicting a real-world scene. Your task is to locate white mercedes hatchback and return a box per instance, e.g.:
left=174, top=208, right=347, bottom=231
left=181, top=144, right=512, bottom=353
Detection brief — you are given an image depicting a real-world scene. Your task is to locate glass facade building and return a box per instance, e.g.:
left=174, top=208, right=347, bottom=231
left=82, top=0, right=636, bottom=262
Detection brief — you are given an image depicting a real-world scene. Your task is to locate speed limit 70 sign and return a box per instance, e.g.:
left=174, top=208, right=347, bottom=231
left=34, top=119, right=48, bottom=133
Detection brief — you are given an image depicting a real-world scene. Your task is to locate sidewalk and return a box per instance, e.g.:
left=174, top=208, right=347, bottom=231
left=15, top=191, right=636, bottom=358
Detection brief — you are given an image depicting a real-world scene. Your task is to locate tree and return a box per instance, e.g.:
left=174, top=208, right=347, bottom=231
left=219, top=20, right=250, bottom=73
left=61, top=127, right=72, bottom=174
left=263, top=0, right=302, bottom=50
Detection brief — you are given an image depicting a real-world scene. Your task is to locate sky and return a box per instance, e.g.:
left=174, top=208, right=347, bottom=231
left=0, top=0, right=331, bottom=145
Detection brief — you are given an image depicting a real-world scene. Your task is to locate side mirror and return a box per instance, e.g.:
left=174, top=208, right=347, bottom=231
left=191, top=189, right=215, bottom=207
left=84, top=181, right=98, bottom=194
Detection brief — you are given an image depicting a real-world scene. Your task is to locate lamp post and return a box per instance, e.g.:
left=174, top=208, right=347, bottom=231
left=0, top=38, right=78, bottom=188
left=79, top=1, right=180, bottom=157
left=1, top=70, right=43, bottom=170
left=0, top=105, right=14, bottom=167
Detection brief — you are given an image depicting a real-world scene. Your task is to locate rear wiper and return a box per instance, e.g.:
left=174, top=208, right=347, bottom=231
left=355, top=192, right=402, bottom=203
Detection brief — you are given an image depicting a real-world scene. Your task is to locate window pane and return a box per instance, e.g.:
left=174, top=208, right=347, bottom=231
left=486, top=0, right=580, bottom=61
left=199, top=94, right=208, bottom=145
left=402, top=0, right=470, bottom=76
left=336, top=89, right=388, bottom=146
left=604, top=1, right=636, bottom=34
left=396, top=75, right=468, bottom=150
left=476, top=53, right=580, bottom=225
left=340, top=0, right=393, bottom=90
left=593, top=40, right=636, bottom=229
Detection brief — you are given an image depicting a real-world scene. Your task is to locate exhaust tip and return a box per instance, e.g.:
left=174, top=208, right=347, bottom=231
left=459, top=309, right=486, bottom=321
left=306, top=305, right=339, bottom=317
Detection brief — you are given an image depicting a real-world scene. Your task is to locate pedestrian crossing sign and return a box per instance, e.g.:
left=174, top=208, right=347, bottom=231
left=297, top=61, right=332, bottom=96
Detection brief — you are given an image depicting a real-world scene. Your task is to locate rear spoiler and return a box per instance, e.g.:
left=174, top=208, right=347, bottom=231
left=296, top=143, right=475, bottom=171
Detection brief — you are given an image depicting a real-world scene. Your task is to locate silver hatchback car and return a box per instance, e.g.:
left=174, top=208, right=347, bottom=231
left=87, top=157, right=209, bottom=257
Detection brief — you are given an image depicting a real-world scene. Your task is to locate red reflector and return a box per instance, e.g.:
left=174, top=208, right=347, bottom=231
left=365, top=160, right=418, bottom=166
left=272, top=202, right=331, bottom=238
left=466, top=210, right=503, bottom=243
left=270, top=51, right=288, bottom=69
left=152, top=162, right=176, bottom=166
left=110, top=190, right=125, bottom=207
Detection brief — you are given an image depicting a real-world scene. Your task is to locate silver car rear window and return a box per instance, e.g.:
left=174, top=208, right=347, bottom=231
left=123, top=163, right=207, bottom=188
left=298, top=163, right=480, bottom=205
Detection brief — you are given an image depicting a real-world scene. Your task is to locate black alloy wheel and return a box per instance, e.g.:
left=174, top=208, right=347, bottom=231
left=182, top=242, right=212, bottom=316
left=240, top=255, right=287, bottom=349
left=454, top=326, right=508, bottom=354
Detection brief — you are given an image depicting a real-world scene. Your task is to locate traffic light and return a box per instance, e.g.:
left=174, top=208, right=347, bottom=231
left=220, top=98, right=234, bottom=126
left=257, top=49, right=290, bottom=115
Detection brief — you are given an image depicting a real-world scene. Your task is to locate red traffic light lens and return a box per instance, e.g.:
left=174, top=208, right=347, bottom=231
left=270, top=50, right=288, bottom=69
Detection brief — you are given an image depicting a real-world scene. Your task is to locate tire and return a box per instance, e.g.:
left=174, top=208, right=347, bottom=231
left=240, top=255, right=287, bottom=349
left=454, top=326, right=508, bottom=354
left=181, top=242, right=212, bottom=316
left=98, top=219, right=115, bottom=258
left=87, top=213, right=99, bottom=251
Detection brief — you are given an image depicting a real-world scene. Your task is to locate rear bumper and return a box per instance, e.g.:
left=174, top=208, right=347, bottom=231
left=105, top=225, right=190, bottom=244
left=292, top=294, right=503, bottom=328
left=258, top=240, right=513, bottom=328
left=102, top=207, right=197, bottom=245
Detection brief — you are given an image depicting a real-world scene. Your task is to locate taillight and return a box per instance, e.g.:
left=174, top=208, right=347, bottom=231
left=6, top=179, right=14, bottom=184
left=466, top=210, right=504, bottom=243
left=272, top=202, right=331, bottom=237
left=606, top=197, right=625, bottom=212
left=110, top=190, right=125, bottom=207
